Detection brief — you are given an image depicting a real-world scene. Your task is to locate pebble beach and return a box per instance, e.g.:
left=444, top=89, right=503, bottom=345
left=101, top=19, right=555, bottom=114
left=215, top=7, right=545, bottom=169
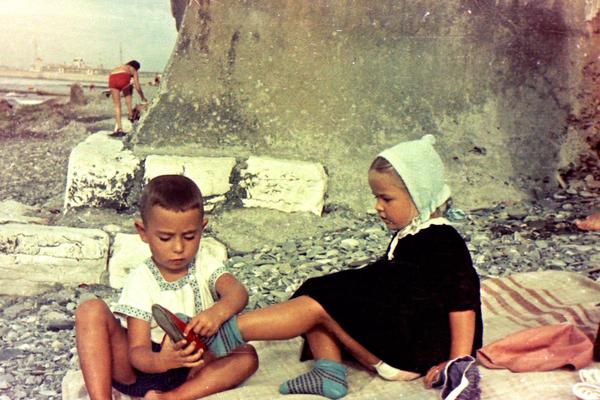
left=1, top=87, right=600, bottom=399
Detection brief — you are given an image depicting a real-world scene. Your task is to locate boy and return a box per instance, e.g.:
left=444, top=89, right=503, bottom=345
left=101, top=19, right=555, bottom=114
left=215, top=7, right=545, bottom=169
left=108, top=60, right=148, bottom=137
left=75, top=175, right=258, bottom=400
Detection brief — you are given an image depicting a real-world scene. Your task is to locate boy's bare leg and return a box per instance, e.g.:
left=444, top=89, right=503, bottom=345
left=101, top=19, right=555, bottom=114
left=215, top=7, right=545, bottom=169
left=144, top=345, right=258, bottom=400
left=110, top=88, right=122, bottom=131
left=123, top=85, right=134, bottom=120
left=75, top=299, right=136, bottom=400
left=237, top=296, right=379, bottom=365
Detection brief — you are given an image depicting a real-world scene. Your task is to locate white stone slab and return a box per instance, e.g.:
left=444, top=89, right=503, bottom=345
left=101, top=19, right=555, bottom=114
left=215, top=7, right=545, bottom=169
left=144, top=155, right=236, bottom=197
left=62, top=369, right=137, bottom=400
left=0, top=200, right=47, bottom=224
left=0, top=223, right=109, bottom=295
left=64, top=132, right=141, bottom=210
left=240, top=156, right=328, bottom=216
left=109, top=232, right=228, bottom=289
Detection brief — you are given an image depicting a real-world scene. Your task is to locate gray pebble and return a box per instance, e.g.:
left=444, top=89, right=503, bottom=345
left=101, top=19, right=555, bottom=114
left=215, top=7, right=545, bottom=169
left=0, top=374, right=12, bottom=390
left=340, top=238, right=360, bottom=250
left=0, top=349, right=26, bottom=362
left=47, top=319, right=75, bottom=332
left=3, top=303, right=31, bottom=320
left=549, top=259, right=567, bottom=269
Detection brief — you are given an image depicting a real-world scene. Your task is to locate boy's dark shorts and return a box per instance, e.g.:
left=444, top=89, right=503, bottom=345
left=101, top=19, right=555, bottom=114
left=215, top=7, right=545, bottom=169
left=112, top=342, right=190, bottom=397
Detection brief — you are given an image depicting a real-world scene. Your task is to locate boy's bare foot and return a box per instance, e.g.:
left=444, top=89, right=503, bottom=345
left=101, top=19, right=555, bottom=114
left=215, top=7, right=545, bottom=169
left=575, top=212, right=600, bottom=231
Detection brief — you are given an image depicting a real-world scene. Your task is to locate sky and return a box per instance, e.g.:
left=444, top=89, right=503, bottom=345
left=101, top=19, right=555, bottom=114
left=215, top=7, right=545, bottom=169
left=0, top=0, right=178, bottom=72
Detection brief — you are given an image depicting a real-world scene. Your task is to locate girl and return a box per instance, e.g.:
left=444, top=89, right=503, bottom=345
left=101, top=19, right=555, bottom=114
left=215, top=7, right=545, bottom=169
left=178, top=135, right=483, bottom=399
left=108, top=60, right=147, bottom=136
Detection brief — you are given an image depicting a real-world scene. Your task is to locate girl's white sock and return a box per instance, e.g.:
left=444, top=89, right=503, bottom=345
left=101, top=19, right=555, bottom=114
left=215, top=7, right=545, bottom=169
left=372, top=360, right=421, bottom=381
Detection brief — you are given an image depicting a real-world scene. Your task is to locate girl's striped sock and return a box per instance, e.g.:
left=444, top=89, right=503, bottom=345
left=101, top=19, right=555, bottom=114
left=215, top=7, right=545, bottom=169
left=279, top=359, right=348, bottom=399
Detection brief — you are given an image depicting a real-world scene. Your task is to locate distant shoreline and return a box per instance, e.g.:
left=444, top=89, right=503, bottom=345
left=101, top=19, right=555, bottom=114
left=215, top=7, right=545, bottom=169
left=0, top=68, right=159, bottom=86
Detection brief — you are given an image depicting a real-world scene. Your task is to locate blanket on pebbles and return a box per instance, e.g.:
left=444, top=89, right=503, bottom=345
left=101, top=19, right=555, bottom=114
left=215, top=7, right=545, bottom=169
left=62, top=270, right=600, bottom=400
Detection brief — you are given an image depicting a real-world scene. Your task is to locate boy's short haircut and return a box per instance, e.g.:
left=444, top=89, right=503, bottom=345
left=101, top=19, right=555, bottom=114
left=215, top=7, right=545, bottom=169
left=126, top=60, right=141, bottom=70
left=140, top=175, right=204, bottom=223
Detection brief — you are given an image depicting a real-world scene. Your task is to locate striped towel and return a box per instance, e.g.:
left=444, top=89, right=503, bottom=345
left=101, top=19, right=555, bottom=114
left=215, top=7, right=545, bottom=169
left=480, top=271, right=600, bottom=344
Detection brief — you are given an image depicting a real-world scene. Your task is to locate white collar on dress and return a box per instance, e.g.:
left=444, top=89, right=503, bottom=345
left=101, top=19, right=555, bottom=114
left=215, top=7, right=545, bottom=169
left=386, top=217, right=451, bottom=260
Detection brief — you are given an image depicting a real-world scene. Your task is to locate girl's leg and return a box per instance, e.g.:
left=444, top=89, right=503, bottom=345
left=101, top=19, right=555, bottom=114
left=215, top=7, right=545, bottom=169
left=238, top=296, right=379, bottom=399
left=109, top=88, right=122, bottom=131
left=75, top=299, right=136, bottom=400
left=276, top=327, right=347, bottom=398
left=238, top=295, right=379, bottom=366
left=143, top=345, right=258, bottom=400
left=306, top=326, right=342, bottom=362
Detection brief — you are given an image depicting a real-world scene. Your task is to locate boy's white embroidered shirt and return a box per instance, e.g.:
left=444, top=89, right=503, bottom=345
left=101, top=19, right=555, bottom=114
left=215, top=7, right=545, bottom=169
left=113, top=243, right=228, bottom=343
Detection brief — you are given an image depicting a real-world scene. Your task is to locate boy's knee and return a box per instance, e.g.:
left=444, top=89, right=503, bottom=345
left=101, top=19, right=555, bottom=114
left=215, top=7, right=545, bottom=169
left=75, top=298, right=109, bottom=323
left=238, top=344, right=259, bottom=374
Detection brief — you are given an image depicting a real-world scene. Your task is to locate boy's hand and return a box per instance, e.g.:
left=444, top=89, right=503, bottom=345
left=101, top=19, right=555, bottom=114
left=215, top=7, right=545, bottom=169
left=159, top=335, right=204, bottom=370
left=185, top=308, right=226, bottom=337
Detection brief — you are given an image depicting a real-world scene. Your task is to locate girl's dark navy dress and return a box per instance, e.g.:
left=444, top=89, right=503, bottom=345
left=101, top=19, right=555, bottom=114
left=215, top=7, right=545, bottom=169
left=293, top=223, right=483, bottom=374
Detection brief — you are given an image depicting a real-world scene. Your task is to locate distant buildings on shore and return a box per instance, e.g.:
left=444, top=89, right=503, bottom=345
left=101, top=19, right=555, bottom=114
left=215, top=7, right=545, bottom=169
left=0, top=57, right=160, bottom=85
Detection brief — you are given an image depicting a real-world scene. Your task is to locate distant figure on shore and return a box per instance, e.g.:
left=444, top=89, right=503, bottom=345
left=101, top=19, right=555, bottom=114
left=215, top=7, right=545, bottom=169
left=154, top=74, right=161, bottom=86
left=108, top=60, right=147, bottom=137
left=575, top=212, right=600, bottom=231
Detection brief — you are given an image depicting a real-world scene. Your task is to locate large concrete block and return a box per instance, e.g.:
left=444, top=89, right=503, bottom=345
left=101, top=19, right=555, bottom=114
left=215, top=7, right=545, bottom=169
left=144, top=155, right=236, bottom=196
left=144, top=155, right=236, bottom=211
left=109, top=233, right=228, bottom=289
left=136, top=0, right=590, bottom=211
left=62, top=369, right=138, bottom=400
left=64, top=132, right=141, bottom=210
left=240, top=157, right=327, bottom=216
left=0, top=224, right=109, bottom=295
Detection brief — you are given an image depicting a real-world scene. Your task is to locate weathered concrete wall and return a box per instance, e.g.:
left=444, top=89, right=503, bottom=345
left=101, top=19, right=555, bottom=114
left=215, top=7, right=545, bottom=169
left=136, top=0, right=596, bottom=211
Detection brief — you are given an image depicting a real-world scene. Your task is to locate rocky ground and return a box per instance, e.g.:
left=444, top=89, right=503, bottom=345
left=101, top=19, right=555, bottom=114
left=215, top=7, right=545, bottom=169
left=1, top=92, right=600, bottom=399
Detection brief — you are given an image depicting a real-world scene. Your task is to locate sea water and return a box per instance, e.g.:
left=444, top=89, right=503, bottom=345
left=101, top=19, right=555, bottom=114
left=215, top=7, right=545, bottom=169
left=0, top=76, right=105, bottom=106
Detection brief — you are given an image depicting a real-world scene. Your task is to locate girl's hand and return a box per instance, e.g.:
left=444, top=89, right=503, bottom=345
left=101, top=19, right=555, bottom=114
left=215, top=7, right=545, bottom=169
left=159, top=335, right=204, bottom=370
left=185, top=308, right=225, bottom=337
left=424, top=361, right=447, bottom=388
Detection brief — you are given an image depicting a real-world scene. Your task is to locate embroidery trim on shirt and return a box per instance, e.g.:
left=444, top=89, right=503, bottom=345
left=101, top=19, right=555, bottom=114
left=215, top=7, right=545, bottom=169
left=114, top=303, right=152, bottom=322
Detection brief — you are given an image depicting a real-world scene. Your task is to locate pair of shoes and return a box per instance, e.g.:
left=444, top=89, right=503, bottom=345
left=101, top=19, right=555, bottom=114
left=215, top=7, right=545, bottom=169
left=109, top=129, right=126, bottom=137
left=573, top=368, right=600, bottom=400
left=432, top=356, right=480, bottom=400
left=128, top=107, right=141, bottom=123
left=151, top=304, right=207, bottom=351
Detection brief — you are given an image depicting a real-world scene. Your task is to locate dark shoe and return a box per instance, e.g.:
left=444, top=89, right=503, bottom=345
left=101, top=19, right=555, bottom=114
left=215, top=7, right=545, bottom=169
left=432, top=356, right=480, bottom=400
left=151, top=304, right=206, bottom=351
left=109, top=129, right=125, bottom=137
left=128, top=107, right=141, bottom=123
